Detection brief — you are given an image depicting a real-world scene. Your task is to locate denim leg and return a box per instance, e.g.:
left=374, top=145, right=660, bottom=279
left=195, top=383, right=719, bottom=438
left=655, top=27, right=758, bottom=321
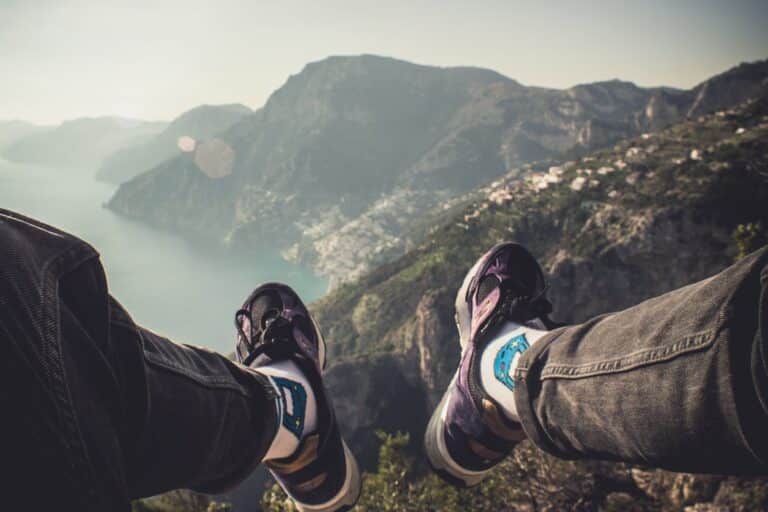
left=0, top=210, right=119, bottom=511
left=111, top=300, right=277, bottom=498
left=0, top=208, right=276, bottom=508
left=60, top=257, right=278, bottom=500
left=514, top=246, right=768, bottom=474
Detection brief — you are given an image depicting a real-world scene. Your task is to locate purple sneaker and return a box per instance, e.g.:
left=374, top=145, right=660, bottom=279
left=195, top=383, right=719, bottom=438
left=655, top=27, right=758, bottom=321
left=235, top=283, right=361, bottom=512
left=424, top=243, right=554, bottom=487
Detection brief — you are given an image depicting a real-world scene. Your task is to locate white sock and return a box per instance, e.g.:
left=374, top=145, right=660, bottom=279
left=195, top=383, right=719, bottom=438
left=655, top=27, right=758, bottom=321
left=253, top=360, right=318, bottom=461
left=479, top=320, right=548, bottom=422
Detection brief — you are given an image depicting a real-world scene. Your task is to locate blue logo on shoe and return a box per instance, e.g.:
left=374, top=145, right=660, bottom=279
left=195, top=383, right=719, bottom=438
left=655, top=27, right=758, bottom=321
left=493, top=334, right=530, bottom=391
left=272, top=377, right=307, bottom=439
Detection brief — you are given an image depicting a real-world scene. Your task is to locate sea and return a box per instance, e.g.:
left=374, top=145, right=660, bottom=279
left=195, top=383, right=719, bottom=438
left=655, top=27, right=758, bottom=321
left=0, top=159, right=327, bottom=353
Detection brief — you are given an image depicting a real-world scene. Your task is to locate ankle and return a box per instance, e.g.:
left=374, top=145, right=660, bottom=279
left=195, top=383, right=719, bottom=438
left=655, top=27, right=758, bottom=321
left=253, top=360, right=318, bottom=460
left=479, top=321, right=548, bottom=422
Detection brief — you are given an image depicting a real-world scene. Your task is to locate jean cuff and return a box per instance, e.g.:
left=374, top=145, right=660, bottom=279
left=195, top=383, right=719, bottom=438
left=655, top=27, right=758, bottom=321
left=512, top=327, right=576, bottom=459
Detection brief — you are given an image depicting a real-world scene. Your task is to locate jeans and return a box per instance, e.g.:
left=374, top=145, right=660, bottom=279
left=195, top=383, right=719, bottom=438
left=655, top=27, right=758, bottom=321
left=514, top=245, right=768, bottom=475
left=0, top=209, right=275, bottom=511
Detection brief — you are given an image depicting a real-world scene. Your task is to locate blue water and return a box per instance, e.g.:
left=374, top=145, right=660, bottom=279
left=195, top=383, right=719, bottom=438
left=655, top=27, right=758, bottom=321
left=0, top=159, right=327, bottom=353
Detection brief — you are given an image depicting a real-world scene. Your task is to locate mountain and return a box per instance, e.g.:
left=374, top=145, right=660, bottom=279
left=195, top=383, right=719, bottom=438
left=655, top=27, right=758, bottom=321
left=2, top=117, right=167, bottom=170
left=96, top=104, right=252, bottom=184
left=309, top=87, right=768, bottom=463
left=108, top=56, right=768, bottom=288
left=0, top=120, right=49, bottom=152
left=109, top=56, right=511, bottom=250
left=297, top=90, right=768, bottom=511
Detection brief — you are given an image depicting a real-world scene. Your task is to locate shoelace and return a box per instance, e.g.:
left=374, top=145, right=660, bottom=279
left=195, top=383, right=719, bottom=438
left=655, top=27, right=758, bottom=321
left=235, top=308, right=297, bottom=366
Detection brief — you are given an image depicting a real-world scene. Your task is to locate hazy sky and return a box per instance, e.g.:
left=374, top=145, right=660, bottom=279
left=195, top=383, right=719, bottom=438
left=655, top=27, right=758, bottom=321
left=1, top=0, right=767, bottom=125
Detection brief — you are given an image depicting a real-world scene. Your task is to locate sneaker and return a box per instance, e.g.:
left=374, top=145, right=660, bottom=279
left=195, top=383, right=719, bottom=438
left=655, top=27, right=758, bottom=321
left=424, top=242, right=555, bottom=487
left=235, top=283, right=361, bottom=511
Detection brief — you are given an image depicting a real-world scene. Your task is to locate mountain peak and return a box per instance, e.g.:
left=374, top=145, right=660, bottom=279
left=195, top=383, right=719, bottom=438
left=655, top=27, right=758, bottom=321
left=568, top=78, right=643, bottom=93
left=280, top=54, right=514, bottom=93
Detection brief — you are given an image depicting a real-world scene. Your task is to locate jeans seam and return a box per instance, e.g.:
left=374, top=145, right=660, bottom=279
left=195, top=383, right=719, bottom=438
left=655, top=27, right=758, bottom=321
left=44, top=244, right=103, bottom=507
left=514, top=328, right=566, bottom=380
left=142, top=350, right=251, bottom=397
left=539, top=330, right=715, bottom=380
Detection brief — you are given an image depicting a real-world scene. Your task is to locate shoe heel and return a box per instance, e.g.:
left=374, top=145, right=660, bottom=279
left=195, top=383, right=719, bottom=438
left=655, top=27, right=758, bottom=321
left=292, top=440, right=361, bottom=512
left=424, top=392, right=491, bottom=488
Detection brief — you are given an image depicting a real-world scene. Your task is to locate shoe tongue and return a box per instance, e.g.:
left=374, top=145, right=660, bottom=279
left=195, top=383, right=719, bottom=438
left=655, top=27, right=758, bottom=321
left=476, top=272, right=548, bottom=330
left=249, top=290, right=284, bottom=330
left=476, top=274, right=530, bottom=303
left=478, top=263, right=542, bottom=305
left=477, top=275, right=500, bottom=303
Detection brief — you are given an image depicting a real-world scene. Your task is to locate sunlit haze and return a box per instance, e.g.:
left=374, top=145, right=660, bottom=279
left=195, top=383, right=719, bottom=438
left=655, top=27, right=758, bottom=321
left=1, top=0, right=767, bottom=124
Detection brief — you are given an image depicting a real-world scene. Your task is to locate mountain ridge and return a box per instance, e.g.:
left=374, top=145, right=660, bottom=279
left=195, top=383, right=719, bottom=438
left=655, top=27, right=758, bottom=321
left=96, top=104, right=252, bottom=184
left=0, top=120, right=49, bottom=152
left=2, top=116, right=167, bottom=170
left=107, top=55, right=768, bottom=288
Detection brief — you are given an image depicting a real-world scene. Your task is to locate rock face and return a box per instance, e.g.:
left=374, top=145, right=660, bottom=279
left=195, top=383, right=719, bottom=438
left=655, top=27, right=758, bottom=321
left=96, top=104, right=251, bottom=184
left=107, top=56, right=768, bottom=287
left=303, top=91, right=768, bottom=509
left=687, top=61, right=768, bottom=119
left=2, top=117, right=166, bottom=170
left=546, top=206, right=734, bottom=322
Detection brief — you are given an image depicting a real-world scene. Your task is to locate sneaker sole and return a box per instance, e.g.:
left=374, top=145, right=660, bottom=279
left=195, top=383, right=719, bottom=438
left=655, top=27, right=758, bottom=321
left=423, top=381, right=493, bottom=488
left=283, top=440, right=362, bottom=512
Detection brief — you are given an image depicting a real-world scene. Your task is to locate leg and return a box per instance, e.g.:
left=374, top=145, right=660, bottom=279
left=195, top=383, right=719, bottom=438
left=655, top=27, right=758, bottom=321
left=0, top=210, right=275, bottom=510
left=108, top=297, right=276, bottom=498
left=514, top=247, right=768, bottom=474
left=0, top=209, right=130, bottom=511
left=61, top=253, right=278, bottom=500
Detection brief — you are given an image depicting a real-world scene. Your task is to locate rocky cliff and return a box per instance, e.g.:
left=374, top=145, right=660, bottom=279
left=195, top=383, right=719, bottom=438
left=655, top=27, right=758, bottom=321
left=107, top=56, right=768, bottom=288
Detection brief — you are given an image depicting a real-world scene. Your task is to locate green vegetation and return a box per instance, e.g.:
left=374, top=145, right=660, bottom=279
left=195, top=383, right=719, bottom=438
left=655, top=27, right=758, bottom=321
left=263, top=431, right=768, bottom=511
left=131, top=491, right=231, bottom=512
left=262, top=431, right=621, bottom=512
left=733, top=222, right=768, bottom=261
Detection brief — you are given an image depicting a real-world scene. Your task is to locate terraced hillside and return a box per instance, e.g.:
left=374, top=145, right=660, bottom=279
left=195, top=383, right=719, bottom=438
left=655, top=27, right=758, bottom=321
left=299, top=90, right=768, bottom=510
